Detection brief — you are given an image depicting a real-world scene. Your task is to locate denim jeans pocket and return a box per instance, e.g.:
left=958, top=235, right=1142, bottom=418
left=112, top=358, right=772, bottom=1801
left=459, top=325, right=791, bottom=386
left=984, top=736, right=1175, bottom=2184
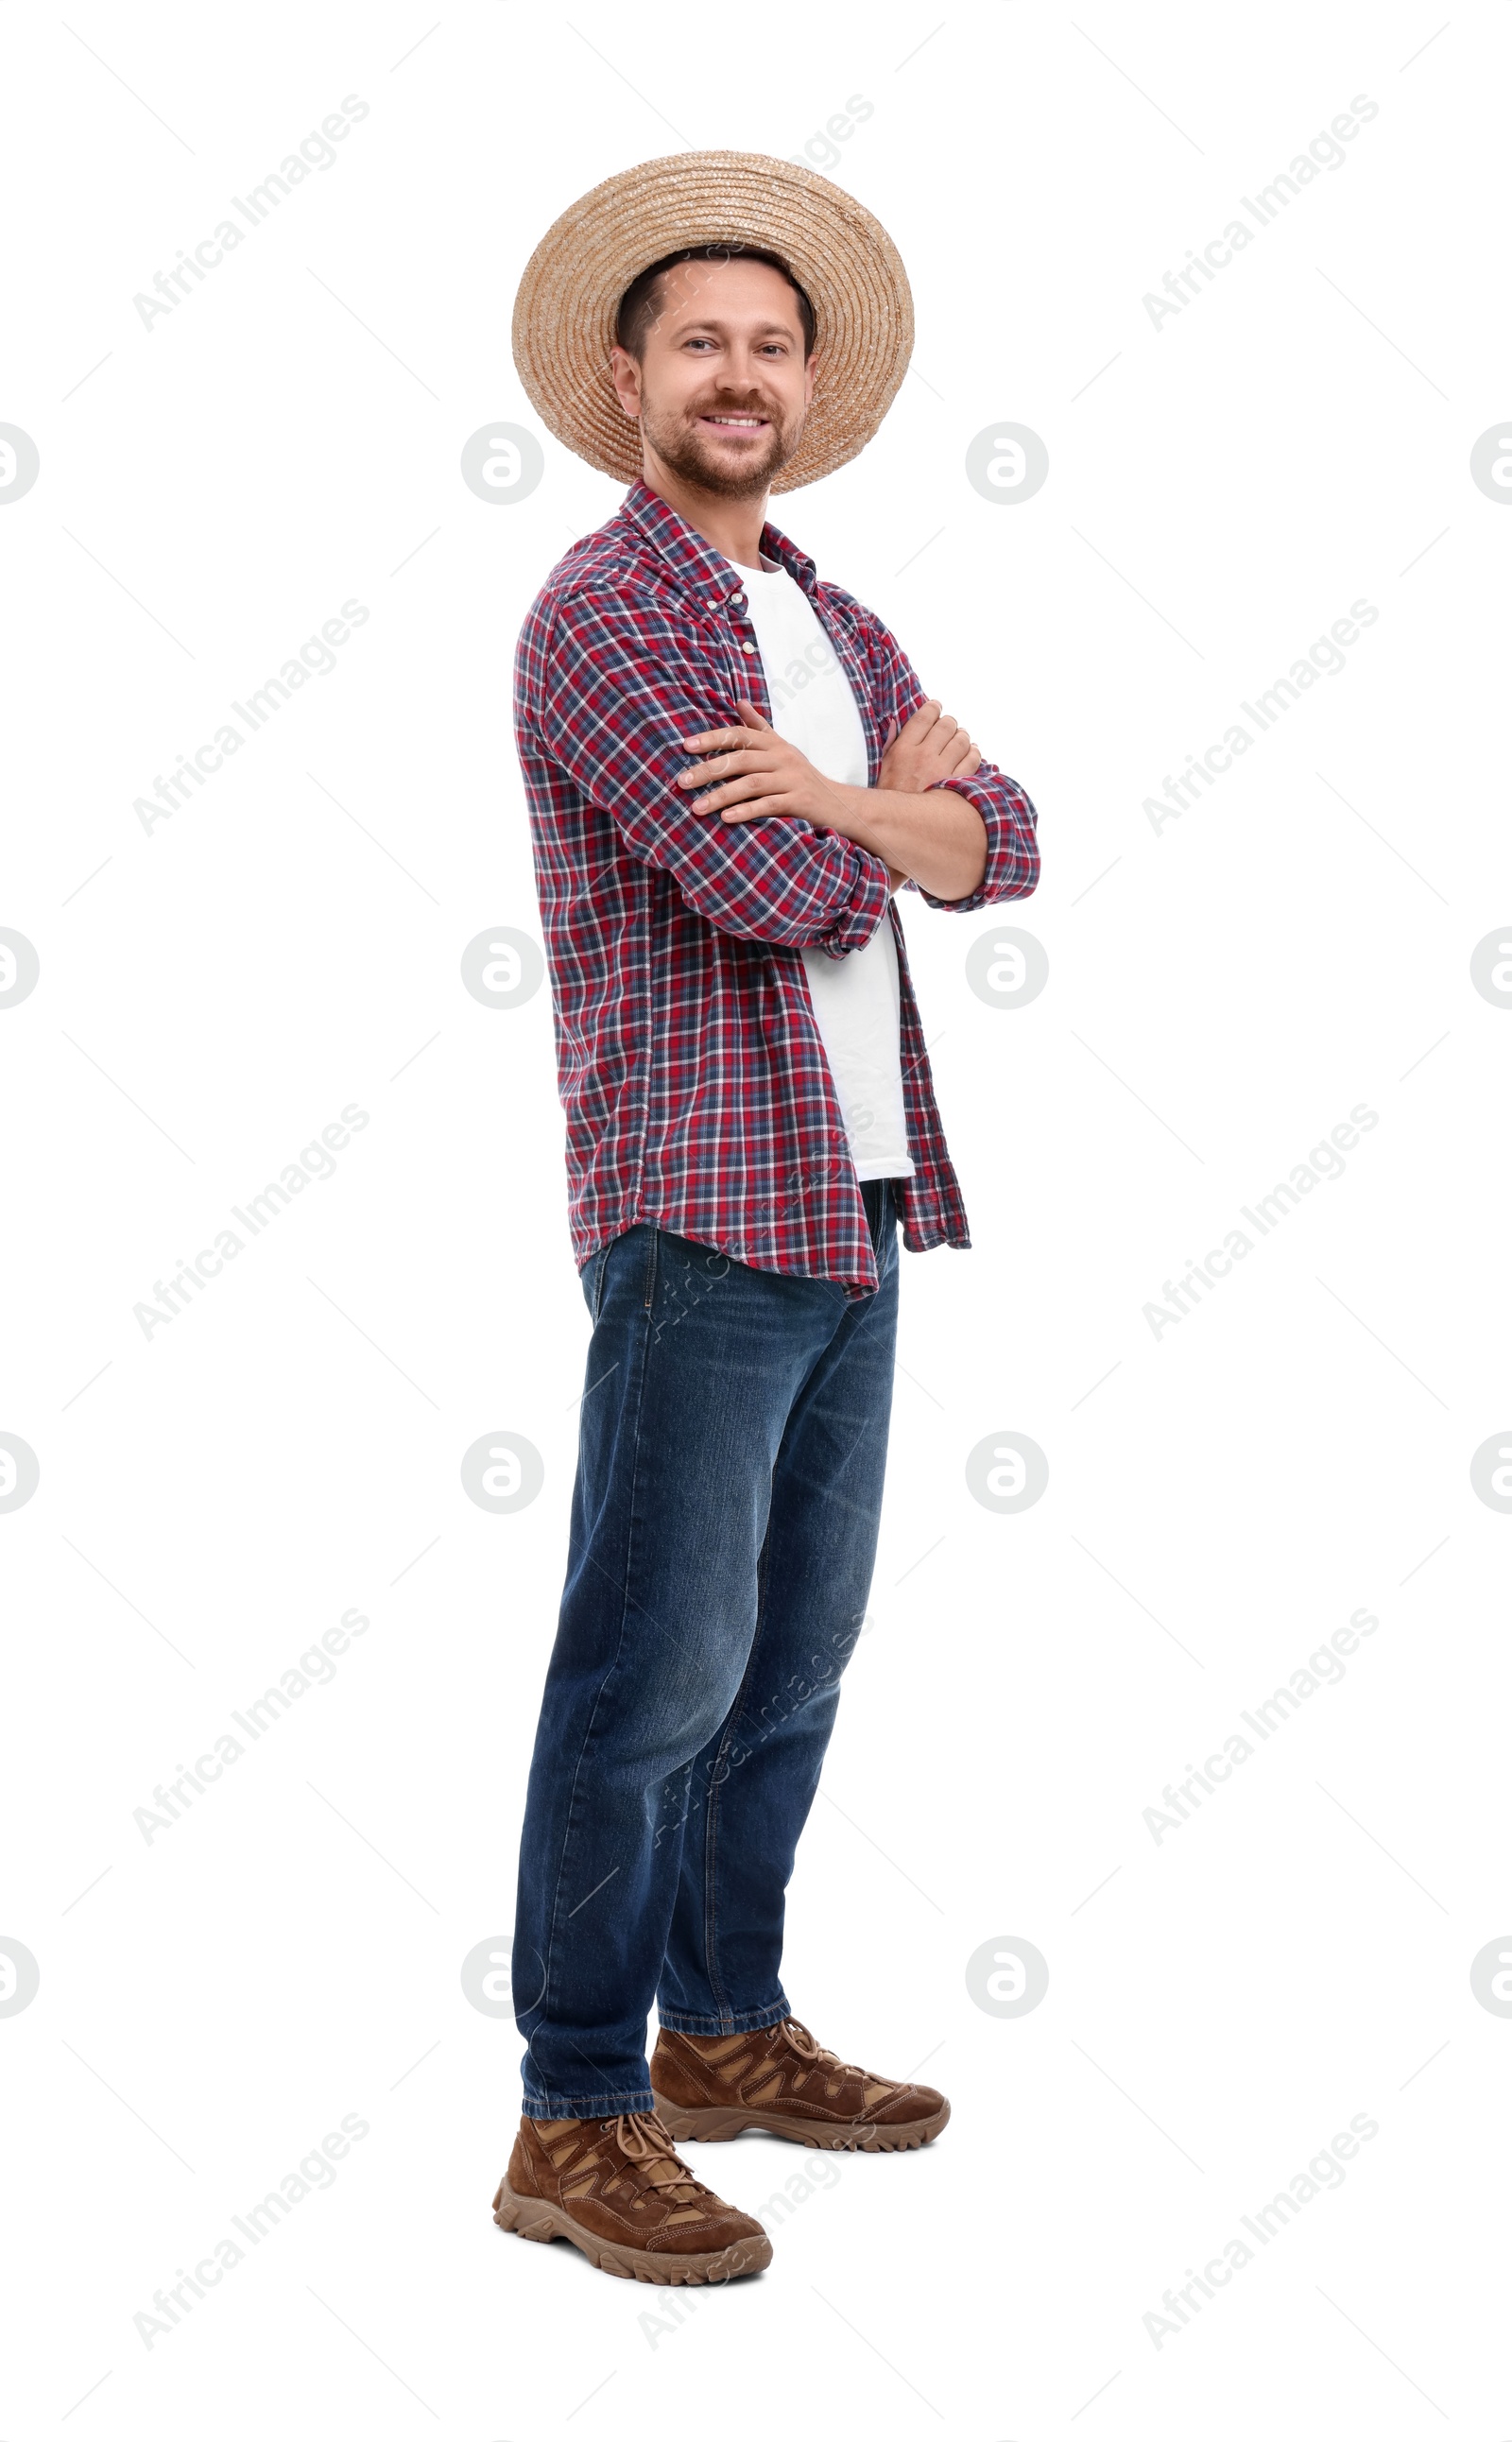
left=579, top=1242, right=611, bottom=1324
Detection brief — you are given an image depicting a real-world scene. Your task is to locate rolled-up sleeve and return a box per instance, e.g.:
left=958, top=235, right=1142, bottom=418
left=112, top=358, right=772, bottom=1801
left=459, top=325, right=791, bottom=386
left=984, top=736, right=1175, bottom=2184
left=916, top=765, right=1040, bottom=914
left=519, top=586, right=891, bottom=955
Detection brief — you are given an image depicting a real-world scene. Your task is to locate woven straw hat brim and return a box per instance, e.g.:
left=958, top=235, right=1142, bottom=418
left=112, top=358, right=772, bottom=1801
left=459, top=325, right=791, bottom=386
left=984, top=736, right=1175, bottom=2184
left=511, top=151, right=913, bottom=493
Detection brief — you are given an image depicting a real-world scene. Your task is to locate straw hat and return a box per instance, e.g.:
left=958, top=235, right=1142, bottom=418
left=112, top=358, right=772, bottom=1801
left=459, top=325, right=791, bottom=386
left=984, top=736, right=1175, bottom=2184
left=511, top=150, right=914, bottom=493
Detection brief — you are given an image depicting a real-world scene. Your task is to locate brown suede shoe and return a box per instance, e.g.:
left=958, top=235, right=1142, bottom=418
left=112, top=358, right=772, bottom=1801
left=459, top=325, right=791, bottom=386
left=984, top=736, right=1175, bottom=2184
left=491, top=2109, right=771, bottom=2284
left=651, top=2018, right=950, bottom=2152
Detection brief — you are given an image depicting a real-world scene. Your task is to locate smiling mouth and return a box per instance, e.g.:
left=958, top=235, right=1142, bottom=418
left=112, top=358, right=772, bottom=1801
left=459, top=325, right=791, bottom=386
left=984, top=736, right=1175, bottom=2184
left=697, top=412, right=770, bottom=434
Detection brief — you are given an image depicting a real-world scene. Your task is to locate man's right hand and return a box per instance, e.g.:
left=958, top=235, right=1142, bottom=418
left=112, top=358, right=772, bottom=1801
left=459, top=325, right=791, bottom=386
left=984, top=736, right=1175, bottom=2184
left=878, top=699, right=983, bottom=795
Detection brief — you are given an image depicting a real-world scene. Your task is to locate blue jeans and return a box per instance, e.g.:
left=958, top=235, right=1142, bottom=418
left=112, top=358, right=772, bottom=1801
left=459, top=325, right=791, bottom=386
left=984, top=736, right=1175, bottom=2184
left=512, top=1178, right=901, bottom=2117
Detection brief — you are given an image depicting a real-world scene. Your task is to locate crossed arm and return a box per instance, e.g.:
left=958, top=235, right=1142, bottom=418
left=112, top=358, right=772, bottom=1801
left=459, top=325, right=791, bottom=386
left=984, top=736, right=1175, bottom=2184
left=678, top=697, right=992, bottom=903
left=524, top=587, right=1038, bottom=954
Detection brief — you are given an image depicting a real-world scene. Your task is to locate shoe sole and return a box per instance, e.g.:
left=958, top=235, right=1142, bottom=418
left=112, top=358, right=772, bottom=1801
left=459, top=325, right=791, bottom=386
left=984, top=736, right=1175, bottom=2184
left=490, top=2179, right=771, bottom=2284
left=650, top=2092, right=951, bottom=2152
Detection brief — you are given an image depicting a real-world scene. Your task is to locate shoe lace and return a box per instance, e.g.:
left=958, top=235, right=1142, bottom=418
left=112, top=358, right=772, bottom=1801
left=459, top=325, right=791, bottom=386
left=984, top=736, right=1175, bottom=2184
left=610, top=2110, right=710, bottom=2205
left=779, top=2018, right=874, bottom=2085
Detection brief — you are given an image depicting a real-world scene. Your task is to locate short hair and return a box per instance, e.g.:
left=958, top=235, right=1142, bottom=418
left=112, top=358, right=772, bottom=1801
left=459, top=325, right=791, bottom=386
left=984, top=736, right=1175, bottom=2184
left=614, top=246, right=816, bottom=361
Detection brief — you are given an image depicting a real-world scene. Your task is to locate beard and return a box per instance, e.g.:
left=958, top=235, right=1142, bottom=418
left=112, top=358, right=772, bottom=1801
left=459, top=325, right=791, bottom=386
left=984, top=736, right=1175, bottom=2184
left=638, top=388, right=804, bottom=498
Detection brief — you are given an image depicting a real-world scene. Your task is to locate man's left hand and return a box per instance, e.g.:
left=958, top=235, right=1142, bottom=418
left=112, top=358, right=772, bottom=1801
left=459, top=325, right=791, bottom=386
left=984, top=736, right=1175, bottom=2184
left=678, top=702, right=849, bottom=830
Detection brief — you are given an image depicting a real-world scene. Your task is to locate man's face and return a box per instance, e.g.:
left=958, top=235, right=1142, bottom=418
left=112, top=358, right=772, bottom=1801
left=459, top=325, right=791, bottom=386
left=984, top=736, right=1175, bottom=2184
left=610, top=256, right=817, bottom=499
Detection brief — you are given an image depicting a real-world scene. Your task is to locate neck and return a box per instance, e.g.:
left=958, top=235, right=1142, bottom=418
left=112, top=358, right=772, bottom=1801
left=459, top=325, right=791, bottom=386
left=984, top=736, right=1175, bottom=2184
left=639, top=457, right=769, bottom=571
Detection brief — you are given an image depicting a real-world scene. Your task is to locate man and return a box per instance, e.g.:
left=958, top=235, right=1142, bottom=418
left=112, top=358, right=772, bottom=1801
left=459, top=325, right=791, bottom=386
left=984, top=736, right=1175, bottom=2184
left=493, top=153, right=1040, bottom=2285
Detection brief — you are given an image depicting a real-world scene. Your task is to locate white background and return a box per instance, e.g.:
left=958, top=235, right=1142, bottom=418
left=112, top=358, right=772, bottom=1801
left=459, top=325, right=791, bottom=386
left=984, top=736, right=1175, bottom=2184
left=4, top=2, right=1509, bottom=2433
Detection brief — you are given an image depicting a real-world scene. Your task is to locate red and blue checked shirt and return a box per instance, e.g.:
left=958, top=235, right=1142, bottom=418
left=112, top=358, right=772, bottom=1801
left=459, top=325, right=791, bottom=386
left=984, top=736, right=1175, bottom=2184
left=514, top=477, right=1040, bottom=1301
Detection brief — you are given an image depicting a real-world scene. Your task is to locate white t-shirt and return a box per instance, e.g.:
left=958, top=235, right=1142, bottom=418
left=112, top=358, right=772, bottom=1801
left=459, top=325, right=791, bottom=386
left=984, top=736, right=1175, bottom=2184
left=723, top=552, right=914, bottom=1184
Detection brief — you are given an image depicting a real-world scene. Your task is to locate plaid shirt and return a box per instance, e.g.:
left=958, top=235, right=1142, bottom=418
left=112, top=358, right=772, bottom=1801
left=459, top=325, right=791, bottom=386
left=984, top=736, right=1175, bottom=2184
left=514, top=477, right=1040, bottom=1301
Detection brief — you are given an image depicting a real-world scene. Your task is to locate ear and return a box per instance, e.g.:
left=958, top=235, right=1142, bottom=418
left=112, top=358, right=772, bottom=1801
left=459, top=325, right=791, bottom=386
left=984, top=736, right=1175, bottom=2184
left=608, top=342, right=643, bottom=423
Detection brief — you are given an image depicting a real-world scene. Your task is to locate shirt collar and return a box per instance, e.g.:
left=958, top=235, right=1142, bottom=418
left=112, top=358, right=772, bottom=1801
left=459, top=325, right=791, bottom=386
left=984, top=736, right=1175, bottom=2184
left=618, top=476, right=819, bottom=603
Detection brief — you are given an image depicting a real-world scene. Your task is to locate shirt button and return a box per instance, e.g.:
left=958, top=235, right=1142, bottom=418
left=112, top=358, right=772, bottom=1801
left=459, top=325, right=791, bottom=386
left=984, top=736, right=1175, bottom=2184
left=741, top=643, right=756, bottom=654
